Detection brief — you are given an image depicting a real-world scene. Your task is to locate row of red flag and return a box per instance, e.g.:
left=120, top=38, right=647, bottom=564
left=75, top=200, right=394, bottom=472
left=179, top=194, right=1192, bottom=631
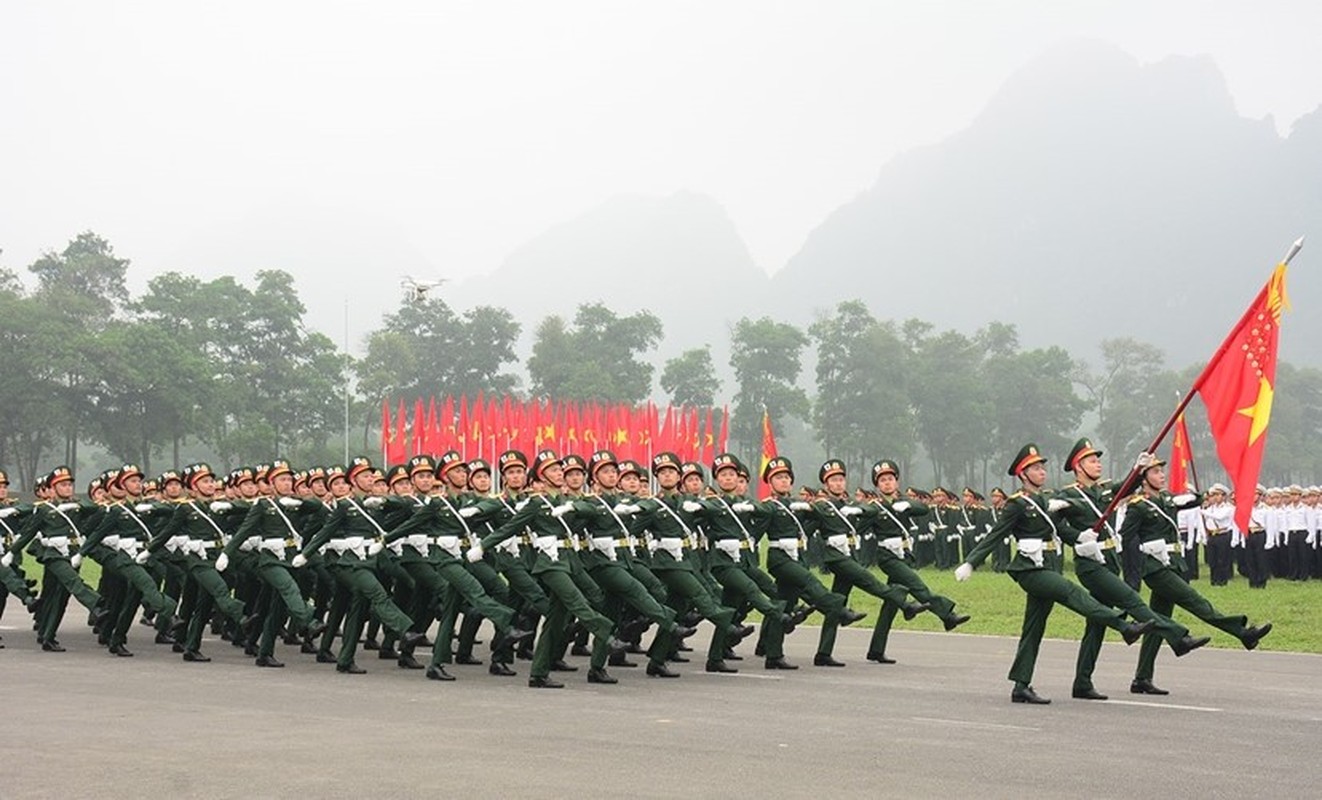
left=380, top=395, right=730, bottom=469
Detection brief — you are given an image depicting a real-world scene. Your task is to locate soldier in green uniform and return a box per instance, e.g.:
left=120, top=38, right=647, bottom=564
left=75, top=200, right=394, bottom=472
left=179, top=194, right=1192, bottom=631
left=0, top=470, right=42, bottom=634
left=79, top=464, right=180, bottom=656
left=805, top=459, right=930, bottom=666
left=1056, top=440, right=1210, bottom=700
left=683, top=453, right=793, bottom=674
left=148, top=463, right=254, bottom=661
left=218, top=460, right=327, bottom=667
left=931, top=487, right=961, bottom=570
left=295, top=463, right=424, bottom=674
left=957, top=489, right=983, bottom=562
left=12, top=467, right=112, bottom=650
left=987, top=487, right=1012, bottom=572
left=478, top=449, right=625, bottom=688
left=1120, top=453, right=1273, bottom=695
left=957, top=444, right=1155, bottom=704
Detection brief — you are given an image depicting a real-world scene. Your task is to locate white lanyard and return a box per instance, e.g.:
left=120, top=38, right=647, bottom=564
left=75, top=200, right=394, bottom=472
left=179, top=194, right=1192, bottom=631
left=264, top=496, right=302, bottom=538
left=1140, top=497, right=1180, bottom=536
left=820, top=497, right=857, bottom=536
left=770, top=497, right=809, bottom=538
left=117, top=501, right=154, bottom=537
left=715, top=496, right=754, bottom=539
left=1022, top=494, right=1060, bottom=543
left=343, top=496, right=389, bottom=538
left=188, top=500, right=229, bottom=540
left=1068, top=485, right=1116, bottom=537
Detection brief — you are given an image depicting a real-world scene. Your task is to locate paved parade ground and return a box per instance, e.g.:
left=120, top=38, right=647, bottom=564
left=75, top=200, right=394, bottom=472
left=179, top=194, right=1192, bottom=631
left=5, top=606, right=1319, bottom=800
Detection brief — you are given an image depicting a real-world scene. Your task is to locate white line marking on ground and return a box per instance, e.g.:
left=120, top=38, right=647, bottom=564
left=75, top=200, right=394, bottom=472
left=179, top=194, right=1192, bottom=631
left=910, top=717, right=1040, bottom=732
left=1100, top=700, right=1221, bottom=712
left=693, top=672, right=785, bottom=680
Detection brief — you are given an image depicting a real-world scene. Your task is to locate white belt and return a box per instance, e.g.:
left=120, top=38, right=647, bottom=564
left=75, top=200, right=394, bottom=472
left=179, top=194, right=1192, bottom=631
left=259, top=537, right=288, bottom=558
left=826, top=533, right=851, bottom=556
left=166, top=535, right=189, bottom=553
left=533, top=535, right=560, bottom=562
left=101, top=535, right=121, bottom=549
left=714, top=538, right=743, bottom=557
left=1017, top=537, right=1045, bottom=567
left=880, top=536, right=906, bottom=558
left=40, top=535, right=72, bottom=556
left=658, top=537, right=685, bottom=560
left=329, top=536, right=369, bottom=560
left=116, top=538, right=142, bottom=556
left=590, top=536, right=619, bottom=561
left=406, top=533, right=430, bottom=553
left=772, top=538, right=800, bottom=560
left=434, top=536, right=462, bottom=558
left=185, top=539, right=211, bottom=557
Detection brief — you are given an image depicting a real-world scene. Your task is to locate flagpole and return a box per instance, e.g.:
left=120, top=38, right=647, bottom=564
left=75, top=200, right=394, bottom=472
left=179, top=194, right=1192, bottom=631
left=1090, top=237, right=1304, bottom=531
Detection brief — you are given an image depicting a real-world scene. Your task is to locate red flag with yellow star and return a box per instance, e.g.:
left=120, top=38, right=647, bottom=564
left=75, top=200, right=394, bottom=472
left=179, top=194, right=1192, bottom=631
left=1167, top=412, right=1194, bottom=493
left=757, top=409, right=777, bottom=501
left=1195, top=263, right=1289, bottom=531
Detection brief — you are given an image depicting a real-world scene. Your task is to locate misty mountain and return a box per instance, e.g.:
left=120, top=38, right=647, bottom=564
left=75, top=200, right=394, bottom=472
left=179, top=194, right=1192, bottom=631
left=774, top=40, right=1320, bottom=367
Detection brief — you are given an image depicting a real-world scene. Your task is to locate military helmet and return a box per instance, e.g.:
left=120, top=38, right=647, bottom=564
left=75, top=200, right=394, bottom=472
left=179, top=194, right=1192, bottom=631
left=761, top=456, right=793, bottom=483
left=651, top=452, right=681, bottom=474
left=589, top=449, right=618, bottom=478
left=531, top=449, right=561, bottom=479
left=712, top=452, right=740, bottom=476
left=498, top=449, right=529, bottom=473
left=818, top=459, right=846, bottom=483
left=407, top=455, right=436, bottom=478
left=561, top=454, right=588, bottom=475
left=617, top=460, right=645, bottom=480
left=871, top=460, right=900, bottom=484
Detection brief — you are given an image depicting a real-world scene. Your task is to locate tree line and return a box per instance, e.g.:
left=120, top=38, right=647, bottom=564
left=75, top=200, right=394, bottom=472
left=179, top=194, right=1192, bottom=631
left=3, top=232, right=1321, bottom=491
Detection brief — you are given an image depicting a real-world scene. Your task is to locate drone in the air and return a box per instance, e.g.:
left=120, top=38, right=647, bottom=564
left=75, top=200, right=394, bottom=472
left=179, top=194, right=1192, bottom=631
left=401, top=276, right=447, bottom=303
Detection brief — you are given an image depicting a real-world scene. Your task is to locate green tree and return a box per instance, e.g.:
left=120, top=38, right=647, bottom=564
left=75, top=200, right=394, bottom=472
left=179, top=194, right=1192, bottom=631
left=660, top=346, right=720, bottom=407
left=1075, top=338, right=1180, bottom=462
left=907, top=325, right=993, bottom=488
left=527, top=303, right=663, bottom=402
left=729, top=316, right=810, bottom=458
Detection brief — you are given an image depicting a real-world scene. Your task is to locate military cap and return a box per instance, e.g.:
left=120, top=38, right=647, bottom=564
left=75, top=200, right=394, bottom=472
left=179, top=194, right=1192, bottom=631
left=183, top=463, right=214, bottom=488
left=617, top=459, right=645, bottom=480
left=347, top=456, right=374, bottom=481
left=1288, top=483, right=1303, bottom=494
left=114, top=464, right=144, bottom=488
left=437, top=450, right=466, bottom=478
left=34, top=474, right=47, bottom=492
left=652, top=452, right=681, bottom=474
left=819, top=459, right=846, bottom=483
left=87, top=477, right=102, bottom=497
left=1007, top=443, right=1047, bottom=476
left=142, top=478, right=159, bottom=495
left=532, top=449, right=562, bottom=479
left=1064, top=438, right=1103, bottom=472
left=561, top=454, right=587, bottom=475
left=1208, top=482, right=1229, bottom=495
left=498, top=450, right=529, bottom=473
left=871, top=460, right=900, bottom=484
left=254, top=463, right=271, bottom=482
left=48, top=465, right=74, bottom=486
left=232, top=467, right=256, bottom=486
left=681, top=461, right=706, bottom=482
left=293, top=470, right=308, bottom=489
left=159, top=470, right=183, bottom=487
left=386, top=464, right=410, bottom=487
left=267, top=459, right=293, bottom=482
left=407, top=455, right=437, bottom=478
left=1135, top=452, right=1166, bottom=473
left=0, top=469, right=8, bottom=486
left=735, top=460, right=750, bottom=480
left=306, top=466, right=327, bottom=486
left=589, top=449, right=618, bottom=478
left=466, top=459, right=491, bottom=477
left=762, top=456, right=793, bottom=483
left=324, top=464, right=348, bottom=485
left=990, top=486, right=1008, bottom=500
left=712, top=452, right=740, bottom=476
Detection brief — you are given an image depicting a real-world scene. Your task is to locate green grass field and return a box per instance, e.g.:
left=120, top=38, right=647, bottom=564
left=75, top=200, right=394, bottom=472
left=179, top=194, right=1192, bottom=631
left=11, top=558, right=1318, bottom=653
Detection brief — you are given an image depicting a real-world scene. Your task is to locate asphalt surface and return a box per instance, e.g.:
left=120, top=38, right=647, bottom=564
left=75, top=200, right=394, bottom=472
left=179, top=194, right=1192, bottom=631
left=3, top=599, right=1319, bottom=800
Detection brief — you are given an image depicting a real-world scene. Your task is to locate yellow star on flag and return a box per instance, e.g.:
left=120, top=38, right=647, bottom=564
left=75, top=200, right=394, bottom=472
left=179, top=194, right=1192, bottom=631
left=1237, top=376, right=1274, bottom=445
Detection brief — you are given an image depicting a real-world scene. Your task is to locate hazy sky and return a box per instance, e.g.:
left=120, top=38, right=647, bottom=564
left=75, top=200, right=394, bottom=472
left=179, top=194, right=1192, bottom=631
left=3, top=1, right=1320, bottom=339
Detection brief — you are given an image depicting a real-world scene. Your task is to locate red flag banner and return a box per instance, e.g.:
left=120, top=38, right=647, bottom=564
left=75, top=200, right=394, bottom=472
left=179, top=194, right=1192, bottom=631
left=412, top=398, right=425, bottom=457
left=1195, top=262, right=1289, bottom=531
left=1168, top=412, right=1193, bottom=493
left=389, top=399, right=408, bottom=466
left=758, top=409, right=777, bottom=500
left=380, top=399, right=393, bottom=465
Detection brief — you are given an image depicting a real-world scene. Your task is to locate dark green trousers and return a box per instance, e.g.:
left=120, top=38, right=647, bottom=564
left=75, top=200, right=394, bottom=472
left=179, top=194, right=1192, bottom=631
left=655, top=566, right=735, bottom=663
left=815, top=555, right=926, bottom=657
left=333, top=560, right=415, bottom=668
left=712, top=560, right=785, bottom=660
left=1134, top=565, right=1249, bottom=681
left=106, top=554, right=178, bottom=647
left=1074, top=559, right=1188, bottom=691
left=429, top=558, right=516, bottom=668
left=1007, top=568, right=1127, bottom=686
left=530, top=568, right=615, bottom=680
left=588, top=560, right=677, bottom=668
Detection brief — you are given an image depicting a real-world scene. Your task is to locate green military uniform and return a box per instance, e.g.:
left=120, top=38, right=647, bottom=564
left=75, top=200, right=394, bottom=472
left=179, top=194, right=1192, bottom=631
left=960, top=444, right=1150, bottom=705
left=0, top=480, right=40, bottom=622
left=1055, top=440, right=1207, bottom=700
left=1119, top=455, right=1271, bottom=694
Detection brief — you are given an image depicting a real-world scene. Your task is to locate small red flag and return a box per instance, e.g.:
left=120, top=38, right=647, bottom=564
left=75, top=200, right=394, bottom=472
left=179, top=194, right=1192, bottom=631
left=1167, top=412, right=1194, bottom=493
left=758, top=409, right=778, bottom=500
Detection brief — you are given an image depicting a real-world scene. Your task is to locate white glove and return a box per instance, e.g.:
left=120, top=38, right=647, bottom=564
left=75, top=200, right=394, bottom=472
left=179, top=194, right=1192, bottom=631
left=367, top=541, right=383, bottom=556
left=363, top=496, right=385, bottom=508
left=551, top=502, right=574, bottom=518
left=891, top=501, right=911, bottom=512
left=1171, top=493, right=1196, bottom=506
left=134, top=503, right=155, bottom=514
left=0, top=506, right=19, bottom=518
left=209, top=501, right=232, bottom=512
left=789, top=501, right=811, bottom=511
left=291, top=554, right=308, bottom=568
left=954, top=562, right=974, bottom=582
left=1134, top=452, right=1156, bottom=471
left=278, top=497, right=302, bottom=508
left=214, top=553, right=229, bottom=572
left=1076, top=529, right=1098, bottom=544
left=465, top=544, right=485, bottom=563
left=0, top=552, right=12, bottom=567
left=514, top=499, right=530, bottom=511
left=71, top=553, right=83, bottom=569
left=459, top=506, right=481, bottom=518
left=840, top=505, right=864, bottom=516
left=682, top=501, right=703, bottom=513
left=134, top=550, right=150, bottom=564
left=1047, top=498, right=1070, bottom=513
left=58, top=502, right=80, bottom=512
left=612, top=503, right=641, bottom=515
left=1074, top=540, right=1104, bottom=562
left=731, top=502, right=755, bottom=513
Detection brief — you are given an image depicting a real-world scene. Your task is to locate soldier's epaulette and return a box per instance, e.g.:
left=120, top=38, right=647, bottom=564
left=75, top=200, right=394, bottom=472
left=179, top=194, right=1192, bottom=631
left=1127, top=494, right=1146, bottom=505
left=1009, top=491, right=1027, bottom=500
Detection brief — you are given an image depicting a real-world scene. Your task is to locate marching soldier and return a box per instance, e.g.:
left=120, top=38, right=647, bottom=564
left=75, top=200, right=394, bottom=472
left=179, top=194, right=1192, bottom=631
left=987, top=488, right=1012, bottom=572
left=0, top=470, right=41, bottom=636
left=1056, top=439, right=1209, bottom=701
left=957, top=444, right=1154, bottom=704
left=1120, top=453, right=1273, bottom=695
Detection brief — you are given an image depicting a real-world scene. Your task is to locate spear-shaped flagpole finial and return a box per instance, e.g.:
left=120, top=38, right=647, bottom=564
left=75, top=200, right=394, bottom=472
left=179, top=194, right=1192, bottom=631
left=1283, top=236, right=1305, bottom=265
